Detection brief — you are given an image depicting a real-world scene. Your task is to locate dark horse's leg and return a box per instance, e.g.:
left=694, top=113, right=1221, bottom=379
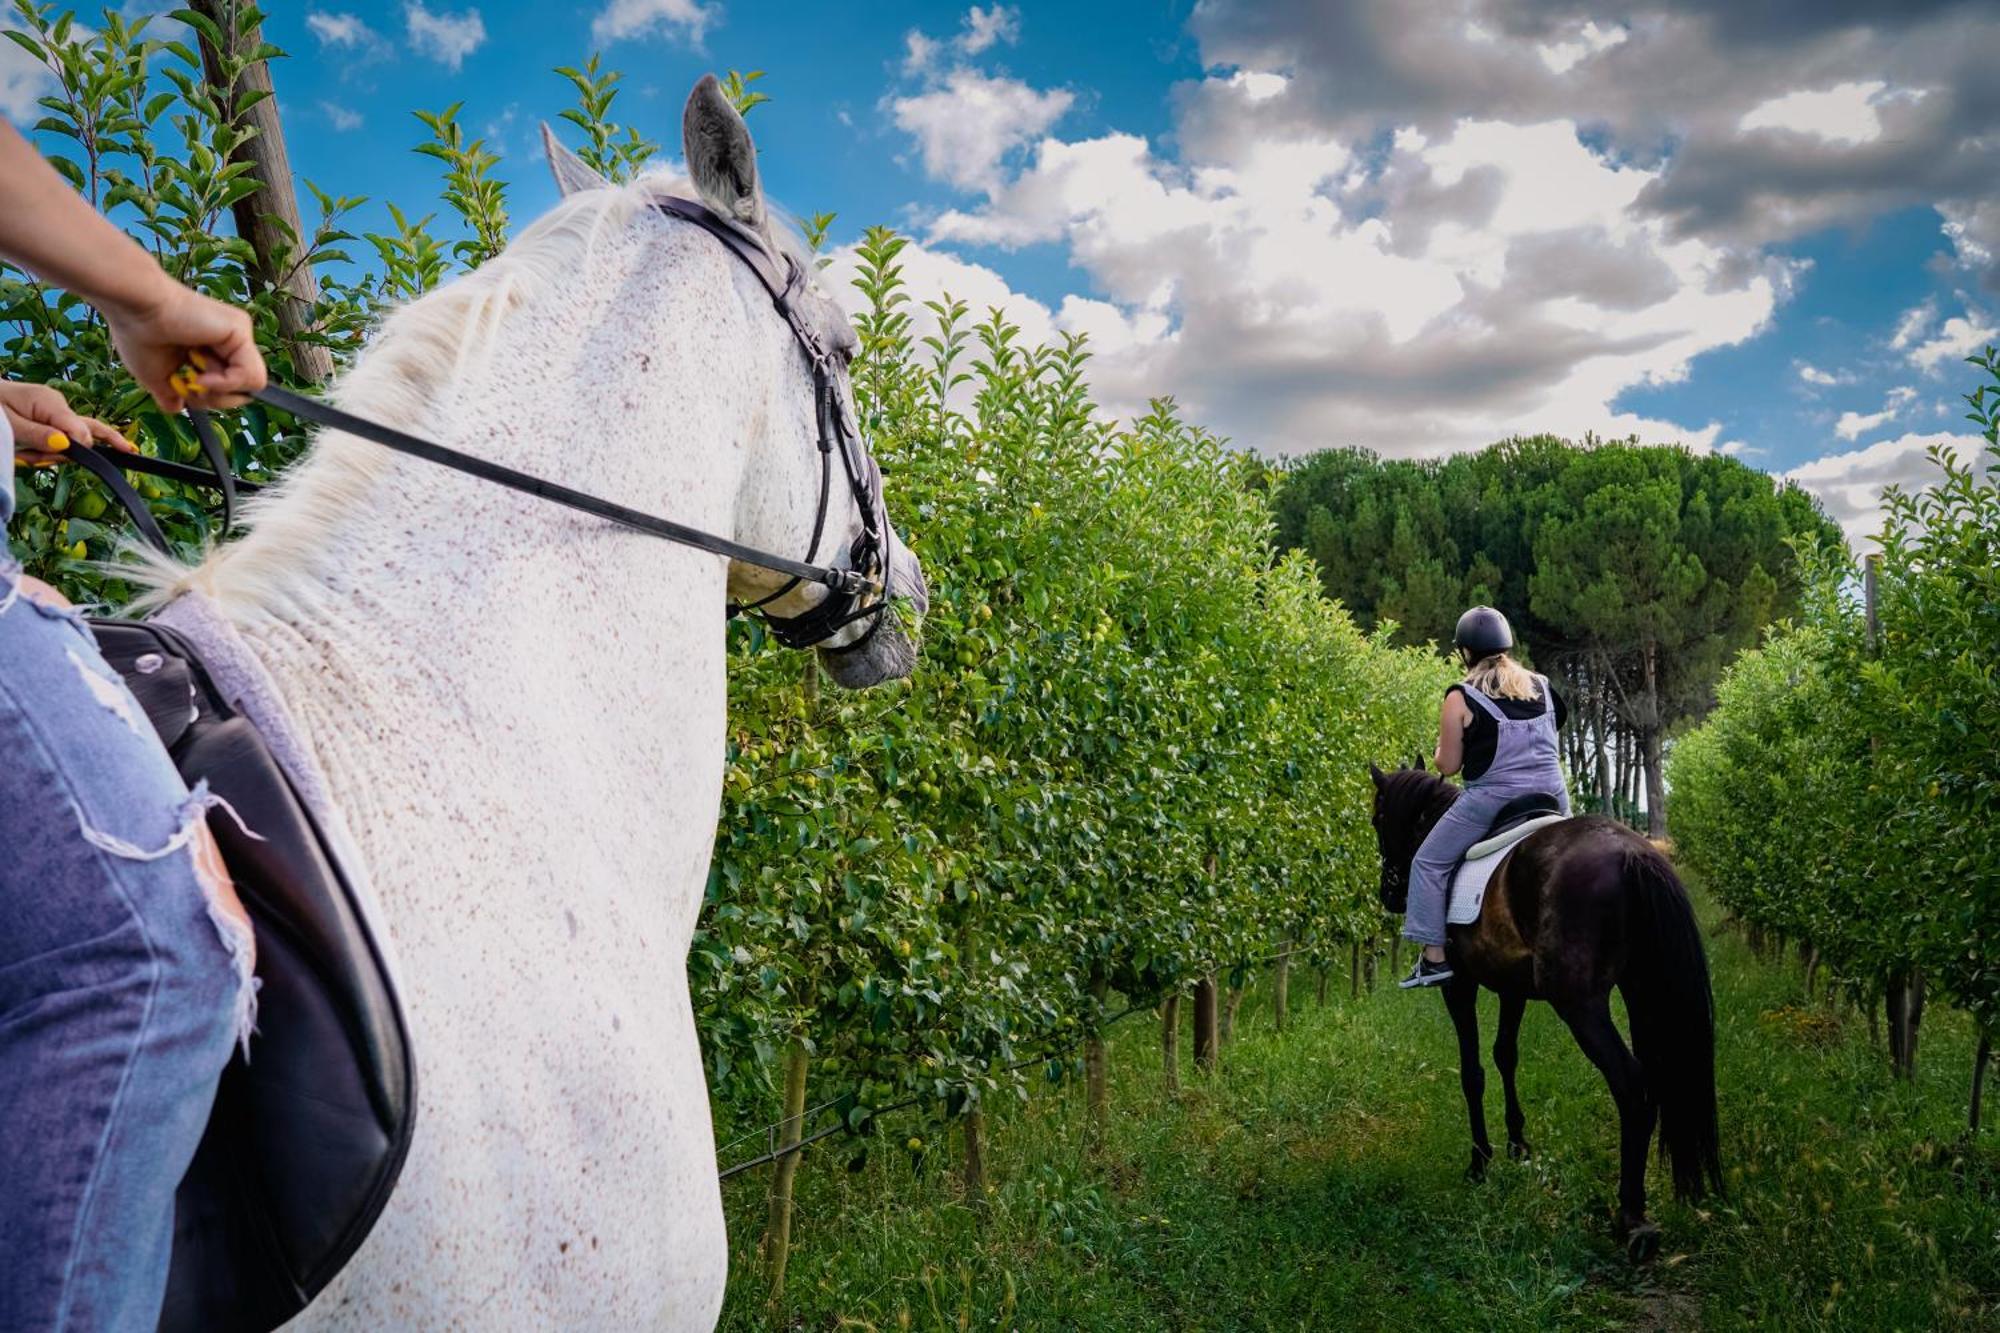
left=1553, top=993, right=1661, bottom=1262
left=1442, top=976, right=1494, bottom=1180
left=1493, top=991, right=1531, bottom=1159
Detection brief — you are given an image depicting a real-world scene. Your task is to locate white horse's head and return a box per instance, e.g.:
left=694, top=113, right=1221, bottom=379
left=549, top=74, right=928, bottom=688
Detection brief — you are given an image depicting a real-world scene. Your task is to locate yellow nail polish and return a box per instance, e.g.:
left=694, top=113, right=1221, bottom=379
left=46, top=432, right=69, bottom=451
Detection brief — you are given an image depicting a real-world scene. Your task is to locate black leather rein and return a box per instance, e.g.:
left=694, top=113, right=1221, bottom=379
left=74, top=193, right=895, bottom=650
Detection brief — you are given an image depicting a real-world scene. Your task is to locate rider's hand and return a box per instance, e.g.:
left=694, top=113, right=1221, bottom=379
left=101, top=274, right=268, bottom=413
left=2, top=380, right=134, bottom=467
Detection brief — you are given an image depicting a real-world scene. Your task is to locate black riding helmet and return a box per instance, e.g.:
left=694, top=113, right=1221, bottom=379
left=1453, top=605, right=1513, bottom=657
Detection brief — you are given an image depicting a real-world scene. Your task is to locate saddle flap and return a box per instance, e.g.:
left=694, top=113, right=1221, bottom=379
left=86, top=617, right=415, bottom=1333
left=1449, top=814, right=1568, bottom=926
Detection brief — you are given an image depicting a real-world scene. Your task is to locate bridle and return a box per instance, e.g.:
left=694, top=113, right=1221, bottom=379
left=69, top=194, right=897, bottom=654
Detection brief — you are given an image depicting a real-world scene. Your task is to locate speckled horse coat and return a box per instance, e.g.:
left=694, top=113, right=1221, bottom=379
left=132, top=79, right=925, bottom=1329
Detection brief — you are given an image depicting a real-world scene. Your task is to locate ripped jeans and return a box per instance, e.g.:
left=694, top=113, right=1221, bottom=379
left=0, top=571, right=246, bottom=1332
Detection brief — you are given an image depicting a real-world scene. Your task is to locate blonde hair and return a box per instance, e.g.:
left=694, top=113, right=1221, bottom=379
left=1462, top=651, right=1540, bottom=702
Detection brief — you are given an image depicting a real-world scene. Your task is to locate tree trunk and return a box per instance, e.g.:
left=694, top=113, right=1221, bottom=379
left=1886, top=970, right=1926, bottom=1079
left=1390, top=935, right=1402, bottom=977
left=762, top=1039, right=809, bottom=1305
left=189, top=0, right=334, bottom=385
left=1364, top=939, right=1378, bottom=992
left=1221, top=983, right=1246, bottom=1045
left=1349, top=939, right=1361, bottom=1000
left=961, top=1108, right=988, bottom=1216
left=1593, top=684, right=1613, bottom=813
left=1161, top=994, right=1181, bottom=1098
left=1192, top=976, right=1219, bottom=1071
left=1273, top=943, right=1292, bottom=1033
left=1638, top=643, right=1669, bottom=837
left=1315, top=962, right=1329, bottom=1009
left=1971, top=1028, right=1992, bottom=1134
left=1084, top=970, right=1109, bottom=1145
left=1641, top=728, right=1668, bottom=839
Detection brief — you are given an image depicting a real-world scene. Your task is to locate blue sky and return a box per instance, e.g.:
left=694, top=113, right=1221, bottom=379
left=9, top=2, right=1997, bottom=547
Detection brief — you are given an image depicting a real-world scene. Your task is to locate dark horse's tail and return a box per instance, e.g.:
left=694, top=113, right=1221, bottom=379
left=1619, top=845, right=1723, bottom=1201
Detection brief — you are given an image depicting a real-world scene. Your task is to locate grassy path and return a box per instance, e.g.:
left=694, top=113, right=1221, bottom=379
left=718, top=899, right=1999, bottom=1330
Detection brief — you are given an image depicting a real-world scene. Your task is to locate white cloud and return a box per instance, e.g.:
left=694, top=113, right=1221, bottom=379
left=1907, top=312, right=1996, bottom=373
left=1739, top=81, right=1890, bottom=146
left=306, top=11, right=374, bottom=47
left=959, top=5, right=1020, bottom=55
left=1796, top=362, right=1848, bottom=386
left=891, top=69, right=1073, bottom=194
left=1890, top=299, right=1936, bottom=350
left=909, top=97, right=1777, bottom=458
left=405, top=2, right=484, bottom=70
left=321, top=101, right=362, bottom=131
left=0, top=21, right=52, bottom=120
left=1835, top=385, right=1917, bottom=439
left=590, top=0, right=714, bottom=46
left=1538, top=20, right=1627, bottom=75
left=1784, top=431, right=1988, bottom=550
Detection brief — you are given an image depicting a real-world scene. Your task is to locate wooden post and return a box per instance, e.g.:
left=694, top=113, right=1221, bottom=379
left=1273, top=943, right=1292, bottom=1033
left=961, top=1108, right=988, bottom=1216
left=1221, top=982, right=1245, bottom=1046
left=189, top=0, right=335, bottom=385
left=762, top=1039, right=809, bottom=1304
left=1084, top=970, right=1109, bottom=1146
left=1161, top=994, right=1181, bottom=1097
left=1192, top=976, right=1219, bottom=1071
left=1972, top=1028, right=1992, bottom=1135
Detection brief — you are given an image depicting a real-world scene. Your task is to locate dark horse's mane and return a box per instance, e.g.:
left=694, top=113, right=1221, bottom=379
left=1375, top=766, right=1457, bottom=854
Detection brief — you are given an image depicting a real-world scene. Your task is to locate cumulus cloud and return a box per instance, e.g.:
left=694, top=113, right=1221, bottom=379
left=321, top=101, right=363, bottom=131
left=1188, top=0, right=2000, bottom=285
left=1784, top=431, right=1991, bottom=550
left=405, top=2, right=484, bottom=70
left=904, top=5, right=1023, bottom=74
left=870, top=0, right=1996, bottom=460
left=0, top=18, right=51, bottom=120
left=1834, top=386, right=1918, bottom=439
left=891, top=69, right=1073, bottom=194
left=1907, top=311, right=1997, bottom=373
left=591, top=0, right=715, bottom=46
left=902, top=88, right=1779, bottom=455
left=306, top=11, right=375, bottom=47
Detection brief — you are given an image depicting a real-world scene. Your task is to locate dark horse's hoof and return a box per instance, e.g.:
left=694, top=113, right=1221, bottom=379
left=1620, top=1220, right=1662, bottom=1265
left=1507, top=1138, right=1533, bottom=1161
left=1465, top=1146, right=1494, bottom=1182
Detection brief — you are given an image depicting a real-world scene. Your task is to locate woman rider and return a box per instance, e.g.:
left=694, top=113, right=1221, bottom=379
left=2, top=118, right=266, bottom=1330
left=1400, top=606, right=1571, bottom=988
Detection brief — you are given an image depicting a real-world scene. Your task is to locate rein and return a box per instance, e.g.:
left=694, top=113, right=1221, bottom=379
left=76, top=194, right=892, bottom=652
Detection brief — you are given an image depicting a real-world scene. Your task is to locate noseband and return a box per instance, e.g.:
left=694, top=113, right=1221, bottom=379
left=79, top=194, right=897, bottom=654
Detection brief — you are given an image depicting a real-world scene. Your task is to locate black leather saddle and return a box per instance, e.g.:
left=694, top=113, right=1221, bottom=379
left=88, top=618, right=415, bottom=1333
left=1480, top=791, right=1563, bottom=842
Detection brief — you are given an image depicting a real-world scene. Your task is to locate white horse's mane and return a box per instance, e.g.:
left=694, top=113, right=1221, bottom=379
left=126, top=169, right=813, bottom=622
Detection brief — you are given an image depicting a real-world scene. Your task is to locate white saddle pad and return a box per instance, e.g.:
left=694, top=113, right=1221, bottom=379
left=1447, top=814, right=1568, bottom=925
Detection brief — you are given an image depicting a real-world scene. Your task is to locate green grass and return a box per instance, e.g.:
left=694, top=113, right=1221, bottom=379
left=718, top=902, right=2000, bottom=1331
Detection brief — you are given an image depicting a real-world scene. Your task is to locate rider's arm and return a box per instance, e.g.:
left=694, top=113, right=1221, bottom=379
left=1433, top=689, right=1469, bottom=777
left=0, top=121, right=265, bottom=411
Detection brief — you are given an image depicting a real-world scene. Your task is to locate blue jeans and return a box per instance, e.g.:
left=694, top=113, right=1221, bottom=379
left=0, top=577, right=242, bottom=1331
left=1403, top=783, right=1571, bottom=948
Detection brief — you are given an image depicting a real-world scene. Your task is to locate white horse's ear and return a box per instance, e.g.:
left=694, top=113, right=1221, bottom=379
left=542, top=122, right=611, bottom=197
left=682, top=73, right=765, bottom=229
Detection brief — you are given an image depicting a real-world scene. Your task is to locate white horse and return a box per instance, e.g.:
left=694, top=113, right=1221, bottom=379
left=137, top=76, right=926, bottom=1328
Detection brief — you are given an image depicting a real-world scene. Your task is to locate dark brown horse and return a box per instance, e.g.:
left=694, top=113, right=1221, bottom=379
left=1368, top=762, right=1721, bottom=1261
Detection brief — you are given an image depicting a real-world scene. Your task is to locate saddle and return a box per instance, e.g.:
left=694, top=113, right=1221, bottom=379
left=1446, top=792, right=1566, bottom=927
left=88, top=618, right=414, bottom=1333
